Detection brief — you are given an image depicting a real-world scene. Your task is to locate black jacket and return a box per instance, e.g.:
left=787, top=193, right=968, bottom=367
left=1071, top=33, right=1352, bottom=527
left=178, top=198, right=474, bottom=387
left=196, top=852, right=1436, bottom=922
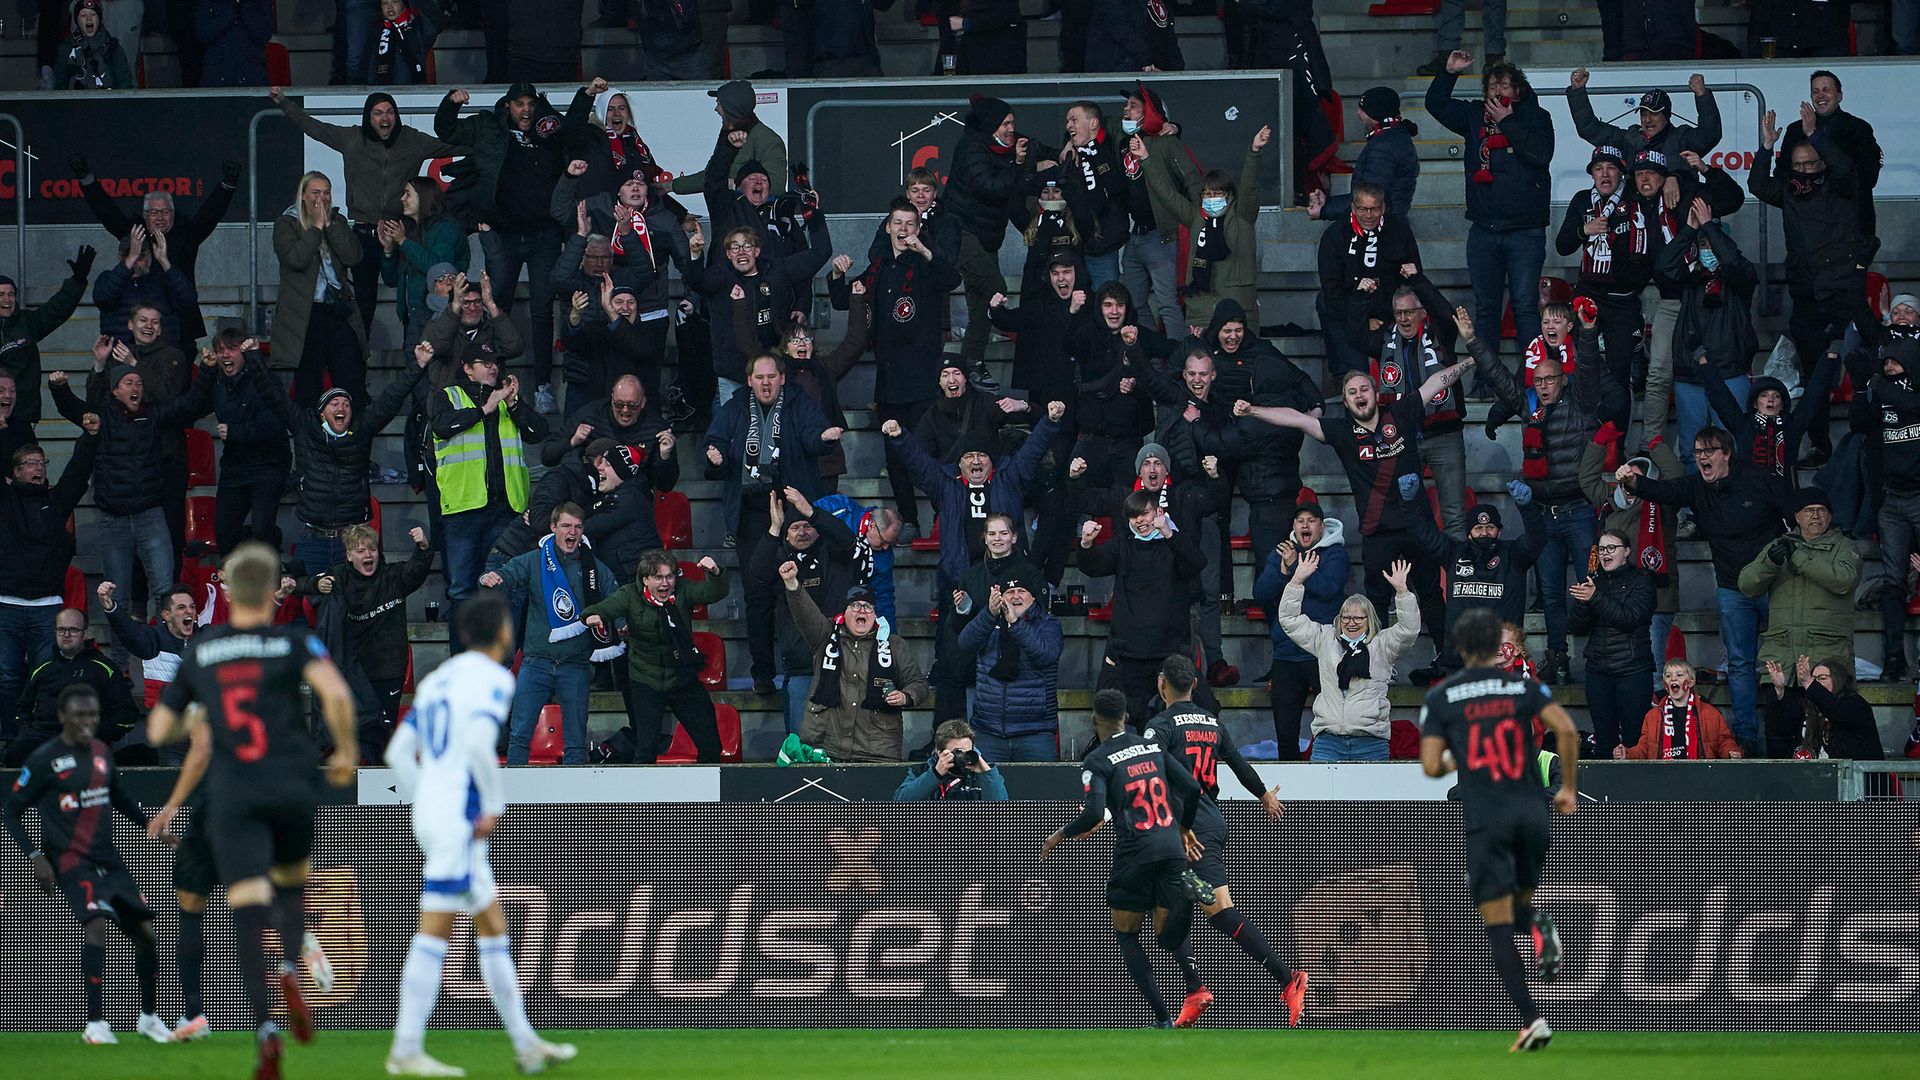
left=1084, top=0, right=1183, bottom=73
left=1780, top=107, right=1881, bottom=241
left=750, top=507, right=859, bottom=673
left=82, top=172, right=235, bottom=343
left=490, top=462, right=594, bottom=561
left=1556, top=186, right=1655, bottom=293
left=0, top=268, right=87, bottom=426
left=914, top=388, right=1019, bottom=465
left=1629, top=464, right=1792, bottom=590
left=1405, top=492, right=1548, bottom=635
left=295, top=546, right=434, bottom=681
left=865, top=200, right=962, bottom=266
left=704, top=387, right=835, bottom=502
left=945, top=118, right=1032, bottom=252
left=427, top=377, right=552, bottom=508
left=548, top=183, right=693, bottom=314
left=542, top=398, right=670, bottom=468
left=1568, top=85, right=1722, bottom=162
left=1060, top=129, right=1131, bottom=257
left=295, top=359, right=424, bottom=529
left=840, top=246, right=963, bottom=405
left=1473, top=327, right=1629, bottom=504
left=206, top=358, right=295, bottom=485
left=682, top=213, right=832, bottom=385
left=0, top=434, right=96, bottom=600
left=1655, top=220, right=1757, bottom=385
left=1317, top=214, right=1427, bottom=344
left=1075, top=527, right=1205, bottom=660
left=1071, top=330, right=1158, bottom=440
left=1203, top=298, right=1289, bottom=405
left=12, top=646, right=141, bottom=748
left=1226, top=346, right=1322, bottom=504
left=584, top=481, right=665, bottom=584
left=434, top=88, right=566, bottom=228
left=1748, top=134, right=1868, bottom=296
left=1425, top=72, right=1555, bottom=231
left=988, top=286, right=1087, bottom=400
left=59, top=375, right=207, bottom=516
left=1850, top=366, right=1920, bottom=499
left=1570, top=563, right=1656, bottom=677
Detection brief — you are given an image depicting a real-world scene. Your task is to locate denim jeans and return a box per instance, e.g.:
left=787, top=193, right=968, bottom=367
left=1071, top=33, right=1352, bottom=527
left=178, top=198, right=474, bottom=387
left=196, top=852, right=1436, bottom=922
left=1649, top=609, right=1675, bottom=670
left=480, top=223, right=565, bottom=387
left=1433, top=0, right=1505, bottom=53
left=98, top=508, right=178, bottom=615
left=783, top=674, right=813, bottom=735
left=299, top=531, right=348, bottom=577
left=1714, top=586, right=1769, bottom=748
left=1084, top=250, right=1121, bottom=294
left=972, top=729, right=1058, bottom=763
left=1674, top=376, right=1746, bottom=474
left=1424, top=428, right=1468, bottom=538
left=1584, top=666, right=1651, bottom=758
left=0, top=602, right=58, bottom=716
left=334, top=0, right=378, bottom=80
left=505, top=656, right=593, bottom=765
left=1122, top=231, right=1181, bottom=337
left=1536, top=501, right=1597, bottom=654
left=443, top=505, right=516, bottom=649
left=1466, top=224, right=1546, bottom=355
left=1310, top=733, right=1391, bottom=762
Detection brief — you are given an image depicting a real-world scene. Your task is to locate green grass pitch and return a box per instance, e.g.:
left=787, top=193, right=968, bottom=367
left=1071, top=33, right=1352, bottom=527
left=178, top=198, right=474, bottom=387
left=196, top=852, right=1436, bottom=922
left=5, top=1029, right=1917, bottom=1078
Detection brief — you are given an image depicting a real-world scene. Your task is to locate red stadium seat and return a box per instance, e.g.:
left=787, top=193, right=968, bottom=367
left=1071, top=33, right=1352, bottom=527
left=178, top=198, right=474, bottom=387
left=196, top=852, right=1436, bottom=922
left=692, top=630, right=725, bottom=689
left=186, top=428, right=216, bottom=487
left=265, top=42, right=291, bottom=86
left=528, top=705, right=564, bottom=765
left=185, top=496, right=217, bottom=546
left=63, top=565, right=88, bottom=611
left=910, top=518, right=941, bottom=553
left=677, top=561, right=710, bottom=619
left=368, top=496, right=382, bottom=535
left=656, top=491, right=693, bottom=550
left=1367, top=0, right=1437, bottom=14
left=658, top=703, right=743, bottom=763
left=1087, top=598, right=1113, bottom=622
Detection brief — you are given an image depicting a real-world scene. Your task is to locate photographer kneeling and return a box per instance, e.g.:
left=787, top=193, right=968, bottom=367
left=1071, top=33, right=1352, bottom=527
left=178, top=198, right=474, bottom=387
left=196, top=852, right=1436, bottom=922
left=893, top=720, right=1009, bottom=801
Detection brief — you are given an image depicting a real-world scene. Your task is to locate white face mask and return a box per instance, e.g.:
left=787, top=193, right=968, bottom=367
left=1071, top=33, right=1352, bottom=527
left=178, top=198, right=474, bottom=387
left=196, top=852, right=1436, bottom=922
left=1039, top=198, right=1067, bottom=212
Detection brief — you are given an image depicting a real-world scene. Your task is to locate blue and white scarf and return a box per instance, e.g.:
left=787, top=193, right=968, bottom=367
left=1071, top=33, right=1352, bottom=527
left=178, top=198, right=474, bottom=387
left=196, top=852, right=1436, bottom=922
left=539, top=534, right=624, bottom=661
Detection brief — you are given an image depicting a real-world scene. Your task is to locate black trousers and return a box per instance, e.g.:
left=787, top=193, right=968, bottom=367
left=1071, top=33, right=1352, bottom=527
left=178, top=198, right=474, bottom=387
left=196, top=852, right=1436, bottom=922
left=878, top=399, right=931, bottom=529
left=1029, top=423, right=1079, bottom=587
left=215, top=476, right=286, bottom=556
left=293, top=304, right=367, bottom=411
left=738, top=504, right=778, bottom=683
left=1576, top=286, right=1645, bottom=406
left=627, top=679, right=720, bottom=763
left=1360, top=527, right=1445, bottom=653
left=362, top=675, right=405, bottom=762
left=1787, top=280, right=1875, bottom=454
left=960, top=24, right=1028, bottom=74
left=931, top=591, right=970, bottom=723
left=1269, top=657, right=1318, bottom=759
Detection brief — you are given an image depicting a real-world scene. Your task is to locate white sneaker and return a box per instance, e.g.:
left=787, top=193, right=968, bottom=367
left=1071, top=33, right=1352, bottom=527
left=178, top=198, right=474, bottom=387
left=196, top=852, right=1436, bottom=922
left=302, top=930, right=336, bottom=994
left=82, top=1020, right=117, bottom=1044
left=1510, top=1016, right=1553, bottom=1052
left=515, top=1039, right=577, bottom=1074
left=137, top=1012, right=173, bottom=1043
left=173, top=1015, right=211, bottom=1041
left=387, top=1052, right=468, bottom=1077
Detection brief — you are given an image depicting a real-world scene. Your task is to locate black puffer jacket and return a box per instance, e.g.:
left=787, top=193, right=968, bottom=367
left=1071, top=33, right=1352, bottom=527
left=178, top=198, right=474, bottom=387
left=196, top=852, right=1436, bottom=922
left=58, top=375, right=207, bottom=517
left=1747, top=136, right=1867, bottom=297
left=296, top=546, right=434, bottom=681
left=944, top=102, right=1032, bottom=252
left=987, top=284, right=1086, bottom=400
left=207, top=358, right=295, bottom=485
left=1225, top=344, right=1322, bottom=503
left=1204, top=298, right=1288, bottom=405
left=584, top=481, right=663, bottom=584
left=0, top=434, right=96, bottom=600
left=1570, top=563, right=1656, bottom=677
left=295, top=360, right=426, bottom=529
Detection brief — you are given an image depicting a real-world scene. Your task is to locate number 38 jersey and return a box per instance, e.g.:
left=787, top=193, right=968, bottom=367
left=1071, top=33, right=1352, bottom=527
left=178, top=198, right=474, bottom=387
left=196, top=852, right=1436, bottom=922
left=159, top=626, right=328, bottom=789
left=1420, top=666, right=1552, bottom=823
left=1074, top=731, right=1200, bottom=868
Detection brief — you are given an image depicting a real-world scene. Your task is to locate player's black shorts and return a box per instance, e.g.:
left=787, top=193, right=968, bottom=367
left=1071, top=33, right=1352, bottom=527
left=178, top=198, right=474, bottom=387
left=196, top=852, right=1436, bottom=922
left=1188, top=822, right=1231, bottom=890
left=1107, top=856, right=1190, bottom=913
left=57, top=856, right=154, bottom=926
left=171, top=810, right=218, bottom=896
left=1463, top=804, right=1552, bottom=904
left=208, top=788, right=317, bottom=884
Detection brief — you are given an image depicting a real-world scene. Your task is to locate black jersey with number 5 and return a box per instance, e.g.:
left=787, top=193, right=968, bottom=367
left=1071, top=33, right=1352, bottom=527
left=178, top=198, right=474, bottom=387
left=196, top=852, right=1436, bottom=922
left=158, top=625, right=328, bottom=788
left=1065, top=731, right=1202, bottom=868
left=1421, top=666, right=1552, bottom=823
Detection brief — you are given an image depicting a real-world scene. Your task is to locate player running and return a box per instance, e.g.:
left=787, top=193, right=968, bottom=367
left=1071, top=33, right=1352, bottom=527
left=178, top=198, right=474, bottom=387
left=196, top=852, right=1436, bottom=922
left=145, top=719, right=336, bottom=1042
left=383, top=594, right=576, bottom=1077
left=3, top=685, right=173, bottom=1045
left=1143, top=655, right=1309, bottom=1029
left=148, top=542, right=359, bottom=1080
left=1419, top=608, right=1578, bottom=1052
left=1042, top=688, right=1212, bottom=1028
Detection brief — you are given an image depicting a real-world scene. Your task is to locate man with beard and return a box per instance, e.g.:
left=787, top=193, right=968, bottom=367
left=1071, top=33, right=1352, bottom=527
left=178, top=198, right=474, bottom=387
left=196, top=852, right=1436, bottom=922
left=884, top=402, right=1065, bottom=721
left=750, top=487, right=859, bottom=735
left=73, top=155, right=237, bottom=350
left=543, top=375, right=665, bottom=468
left=0, top=423, right=98, bottom=726
left=437, top=84, right=569, bottom=414
left=1555, top=146, right=1652, bottom=391
left=706, top=353, right=842, bottom=691
left=913, top=359, right=1028, bottom=465
left=1371, top=285, right=1467, bottom=539
left=1397, top=471, right=1547, bottom=682
left=1850, top=337, right=1920, bottom=681
left=272, top=86, right=459, bottom=333
left=0, top=247, right=94, bottom=427
left=293, top=342, right=432, bottom=575
left=1237, top=360, right=1467, bottom=657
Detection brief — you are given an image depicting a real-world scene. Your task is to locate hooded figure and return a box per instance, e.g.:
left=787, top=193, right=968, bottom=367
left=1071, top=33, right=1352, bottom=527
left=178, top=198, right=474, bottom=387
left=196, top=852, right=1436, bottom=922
left=944, top=96, right=1032, bottom=254
left=364, top=0, right=439, bottom=84
left=561, top=83, right=673, bottom=200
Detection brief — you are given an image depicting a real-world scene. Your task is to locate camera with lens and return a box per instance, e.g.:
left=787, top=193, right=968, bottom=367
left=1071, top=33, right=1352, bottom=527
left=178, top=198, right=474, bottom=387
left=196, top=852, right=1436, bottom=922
left=947, top=747, right=980, bottom=772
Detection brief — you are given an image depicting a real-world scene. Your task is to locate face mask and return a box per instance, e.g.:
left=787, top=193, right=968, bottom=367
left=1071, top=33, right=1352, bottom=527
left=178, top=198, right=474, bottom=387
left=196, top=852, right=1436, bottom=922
left=1121, top=118, right=1141, bottom=135
left=994, top=134, right=1012, bottom=148
left=1039, top=198, right=1067, bottom=212
left=1339, top=632, right=1367, bottom=646
left=1470, top=534, right=1500, bottom=552
left=1201, top=196, right=1229, bottom=217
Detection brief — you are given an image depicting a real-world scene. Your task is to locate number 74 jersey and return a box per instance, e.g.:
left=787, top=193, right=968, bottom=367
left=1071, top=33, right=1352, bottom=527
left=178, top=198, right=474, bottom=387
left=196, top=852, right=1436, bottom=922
left=159, top=625, right=330, bottom=788
left=1419, top=666, right=1553, bottom=823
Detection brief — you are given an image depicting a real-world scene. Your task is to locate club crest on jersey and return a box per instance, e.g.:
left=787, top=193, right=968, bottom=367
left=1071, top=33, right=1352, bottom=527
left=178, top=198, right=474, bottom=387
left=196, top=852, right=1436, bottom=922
left=1487, top=555, right=1501, bottom=569
left=1123, top=155, right=1141, bottom=179
left=535, top=115, right=560, bottom=139
left=1147, top=0, right=1169, bottom=26
left=1380, top=421, right=1398, bottom=441
left=552, top=588, right=576, bottom=621
left=892, top=297, right=916, bottom=323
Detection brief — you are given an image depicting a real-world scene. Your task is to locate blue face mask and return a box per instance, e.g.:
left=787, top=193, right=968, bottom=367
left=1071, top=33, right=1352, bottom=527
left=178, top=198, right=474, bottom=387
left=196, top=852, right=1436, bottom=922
left=1121, top=118, right=1141, bottom=135
left=1201, top=196, right=1229, bottom=217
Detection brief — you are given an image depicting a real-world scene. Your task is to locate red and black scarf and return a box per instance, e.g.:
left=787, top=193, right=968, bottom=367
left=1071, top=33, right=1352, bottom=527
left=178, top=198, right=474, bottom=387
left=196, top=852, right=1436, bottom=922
left=611, top=204, right=655, bottom=264
left=1635, top=490, right=1667, bottom=578
left=644, top=584, right=699, bottom=675
left=1473, top=102, right=1510, bottom=184
left=1750, top=413, right=1787, bottom=476
left=1133, top=475, right=1172, bottom=513
left=1375, top=318, right=1462, bottom=425
left=1524, top=334, right=1575, bottom=388
left=1522, top=389, right=1549, bottom=480
left=1580, top=188, right=1650, bottom=281
left=1659, top=694, right=1702, bottom=759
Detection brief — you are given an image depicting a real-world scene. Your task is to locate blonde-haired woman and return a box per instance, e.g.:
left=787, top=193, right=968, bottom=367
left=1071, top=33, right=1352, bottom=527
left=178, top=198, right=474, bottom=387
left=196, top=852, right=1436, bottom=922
left=1278, top=552, right=1421, bottom=761
left=273, top=170, right=367, bottom=410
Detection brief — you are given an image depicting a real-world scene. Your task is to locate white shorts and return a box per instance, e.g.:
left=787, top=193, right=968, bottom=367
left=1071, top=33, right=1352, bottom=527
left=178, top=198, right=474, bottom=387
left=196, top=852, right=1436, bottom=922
left=415, top=816, right=498, bottom=915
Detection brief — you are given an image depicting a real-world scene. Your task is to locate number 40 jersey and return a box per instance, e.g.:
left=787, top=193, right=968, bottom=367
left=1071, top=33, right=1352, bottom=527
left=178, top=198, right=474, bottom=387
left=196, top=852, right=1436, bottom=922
left=1420, top=666, right=1554, bottom=824
left=160, top=625, right=329, bottom=788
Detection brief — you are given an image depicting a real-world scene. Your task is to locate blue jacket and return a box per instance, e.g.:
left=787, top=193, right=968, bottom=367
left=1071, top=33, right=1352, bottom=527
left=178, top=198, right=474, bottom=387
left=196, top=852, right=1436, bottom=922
left=93, top=263, right=198, bottom=345
left=703, top=387, right=835, bottom=502
left=1252, top=517, right=1349, bottom=664
left=892, top=757, right=1010, bottom=801
left=1324, top=121, right=1420, bottom=219
left=889, top=416, right=1058, bottom=590
left=1424, top=71, right=1554, bottom=232
left=197, top=0, right=274, bottom=87
left=957, top=605, right=1063, bottom=739
left=1084, top=0, right=1183, bottom=74
left=490, top=545, right=620, bottom=663
left=816, top=493, right=895, bottom=624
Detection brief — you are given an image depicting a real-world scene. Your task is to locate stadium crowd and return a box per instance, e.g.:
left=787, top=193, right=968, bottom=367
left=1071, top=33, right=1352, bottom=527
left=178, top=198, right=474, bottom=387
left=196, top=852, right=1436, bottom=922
left=0, top=35, right=1918, bottom=777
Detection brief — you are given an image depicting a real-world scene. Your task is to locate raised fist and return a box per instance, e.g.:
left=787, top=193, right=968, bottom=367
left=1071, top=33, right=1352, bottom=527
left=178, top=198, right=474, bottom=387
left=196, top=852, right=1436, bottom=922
left=1046, top=400, right=1066, bottom=422
left=880, top=419, right=902, bottom=437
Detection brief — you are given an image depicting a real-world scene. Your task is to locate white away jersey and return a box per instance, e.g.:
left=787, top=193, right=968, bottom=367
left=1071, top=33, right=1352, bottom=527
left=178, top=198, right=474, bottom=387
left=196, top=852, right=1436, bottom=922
left=386, top=651, right=514, bottom=825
